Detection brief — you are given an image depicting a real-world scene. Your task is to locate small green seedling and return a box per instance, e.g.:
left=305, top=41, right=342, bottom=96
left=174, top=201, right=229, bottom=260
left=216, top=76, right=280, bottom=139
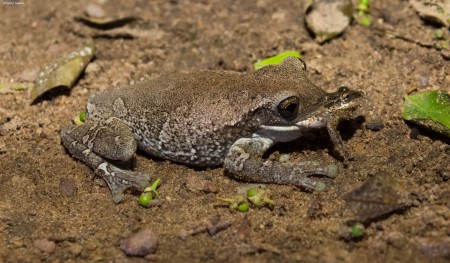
left=139, top=178, right=161, bottom=207
left=237, top=202, right=250, bottom=213
left=73, top=111, right=86, bottom=125
left=433, top=29, right=444, bottom=40
left=351, top=223, right=365, bottom=238
left=217, top=186, right=275, bottom=212
left=356, top=0, right=372, bottom=27
left=254, top=51, right=301, bottom=70
left=247, top=187, right=274, bottom=208
left=357, top=0, right=370, bottom=13
left=79, top=111, right=86, bottom=123
left=216, top=196, right=249, bottom=213
left=359, top=16, right=372, bottom=27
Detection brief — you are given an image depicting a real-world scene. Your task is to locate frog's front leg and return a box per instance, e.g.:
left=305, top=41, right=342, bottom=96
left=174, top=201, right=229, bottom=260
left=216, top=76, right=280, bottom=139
left=224, top=137, right=338, bottom=191
left=60, top=117, right=151, bottom=202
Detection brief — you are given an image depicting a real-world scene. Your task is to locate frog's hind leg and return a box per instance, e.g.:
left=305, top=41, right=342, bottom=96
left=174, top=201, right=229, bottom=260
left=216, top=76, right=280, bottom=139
left=224, top=137, right=338, bottom=191
left=60, top=118, right=151, bottom=203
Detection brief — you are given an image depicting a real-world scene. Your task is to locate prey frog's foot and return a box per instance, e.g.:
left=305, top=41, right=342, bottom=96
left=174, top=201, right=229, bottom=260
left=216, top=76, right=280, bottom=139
left=95, top=162, right=151, bottom=203
left=224, top=137, right=339, bottom=192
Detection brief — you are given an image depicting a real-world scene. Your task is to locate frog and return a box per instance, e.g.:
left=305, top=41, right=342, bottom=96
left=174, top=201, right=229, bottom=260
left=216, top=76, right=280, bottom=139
left=60, top=57, right=363, bottom=203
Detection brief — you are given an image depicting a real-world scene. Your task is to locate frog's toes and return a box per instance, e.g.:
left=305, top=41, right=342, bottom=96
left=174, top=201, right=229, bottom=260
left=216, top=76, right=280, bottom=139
left=95, top=162, right=151, bottom=203
left=296, top=177, right=327, bottom=191
left=314, top=181, right=326, bottom=192
left=325, top=164, right=338, bottom=178
left=290, top=161, right=339, bottom=178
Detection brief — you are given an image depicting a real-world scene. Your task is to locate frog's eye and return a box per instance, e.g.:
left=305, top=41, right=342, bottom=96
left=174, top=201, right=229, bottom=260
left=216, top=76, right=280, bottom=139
left=339, top=86, right=350, bottom=100
left=338, top=86, right=362, bottom=102
left=278, top=96, right=300, bottom=119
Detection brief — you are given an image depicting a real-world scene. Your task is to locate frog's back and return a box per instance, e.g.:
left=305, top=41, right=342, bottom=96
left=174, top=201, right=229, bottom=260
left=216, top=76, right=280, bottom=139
left=85, top=70, right=259, bottom=166
left=87, top=71, right=242, bottom=118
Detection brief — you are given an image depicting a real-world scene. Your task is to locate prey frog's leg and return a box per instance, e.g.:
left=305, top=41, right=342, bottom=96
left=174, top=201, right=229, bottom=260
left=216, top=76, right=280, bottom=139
left=326, top=115, right=350, bottom=164
left=60, top=117, right=151, bottom=202
left=224, top=137, right=338, bottom=191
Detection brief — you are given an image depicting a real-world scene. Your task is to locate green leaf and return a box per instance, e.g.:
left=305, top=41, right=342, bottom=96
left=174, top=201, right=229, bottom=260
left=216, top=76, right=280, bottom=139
left=30, top=42, right=95, bottom=103
left=254, top=51, right=301, bottom=70
left=403, top=90, right=450, bottom=137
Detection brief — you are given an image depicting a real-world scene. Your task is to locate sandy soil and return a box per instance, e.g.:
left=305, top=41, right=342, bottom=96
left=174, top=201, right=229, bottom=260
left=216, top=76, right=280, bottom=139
left=0, top=0, right=449, bottom=262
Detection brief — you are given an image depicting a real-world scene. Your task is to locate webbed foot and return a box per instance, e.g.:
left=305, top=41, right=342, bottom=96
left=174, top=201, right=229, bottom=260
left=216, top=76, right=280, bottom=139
left=61, top=118, right=150, bottom=202
left=95, top=162, right=151, bottom=203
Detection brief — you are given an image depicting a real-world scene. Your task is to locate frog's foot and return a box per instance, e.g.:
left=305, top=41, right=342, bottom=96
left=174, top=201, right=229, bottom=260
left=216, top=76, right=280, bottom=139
left=224, top=137, right=339, bottom=192
left=61, top=118, right=150, bottom=202
left=284, top=161, right=338, bottom=191
left=95, top=162, right=151, bottom=203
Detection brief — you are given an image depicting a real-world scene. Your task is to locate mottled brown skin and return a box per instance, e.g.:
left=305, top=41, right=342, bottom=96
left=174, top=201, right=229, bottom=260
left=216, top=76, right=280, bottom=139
left=61, top=57, right=362, bottom=202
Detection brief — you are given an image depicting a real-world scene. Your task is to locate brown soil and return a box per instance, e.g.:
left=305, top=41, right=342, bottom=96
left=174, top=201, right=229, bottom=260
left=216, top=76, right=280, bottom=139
left=0, top=0, right=449, bottom=262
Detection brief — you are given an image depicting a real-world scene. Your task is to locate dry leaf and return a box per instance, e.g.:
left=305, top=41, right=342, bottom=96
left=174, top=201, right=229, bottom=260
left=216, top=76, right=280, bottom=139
left=30, top=42, right=95, bottom=103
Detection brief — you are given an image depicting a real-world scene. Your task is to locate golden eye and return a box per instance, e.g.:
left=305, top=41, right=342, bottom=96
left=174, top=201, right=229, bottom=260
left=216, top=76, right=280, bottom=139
left=278, top=96, right=300, bottom=119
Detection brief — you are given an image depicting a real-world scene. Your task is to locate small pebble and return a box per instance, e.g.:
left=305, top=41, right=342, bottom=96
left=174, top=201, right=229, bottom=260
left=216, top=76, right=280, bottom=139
left=34, top=239, right=56, bottom=254
left=69, top=243, right=83, bottom=256
left=120, top=229, right=158, bottom=257
left=60, top=178, right=77, bottom=197
left=418, top=76, right=429, bottom=87
left=10, top=237, right=24, bottom=248
left=85, top=3, right=105, bottom=18
left=365, top=122, right=384, bottom=131
left=28, top=209, right=37, bottom=216
left=279, top=154, right=290, bottom=162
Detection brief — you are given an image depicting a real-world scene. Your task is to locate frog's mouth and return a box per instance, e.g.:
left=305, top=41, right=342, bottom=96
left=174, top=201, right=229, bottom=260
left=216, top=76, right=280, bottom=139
left=324, top=86, right=363, bottom=110
left=253, top=124, right=304, bottom=142
left=254, top=109, right=331, bottom=142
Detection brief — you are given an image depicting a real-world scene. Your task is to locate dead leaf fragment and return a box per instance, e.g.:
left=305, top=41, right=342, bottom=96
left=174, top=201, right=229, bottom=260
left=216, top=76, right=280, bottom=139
left=344, top=172, right=412, bottom=223
left=30, top=42, right=95, bottom=104
left=75, top=15, right=139, bottom=30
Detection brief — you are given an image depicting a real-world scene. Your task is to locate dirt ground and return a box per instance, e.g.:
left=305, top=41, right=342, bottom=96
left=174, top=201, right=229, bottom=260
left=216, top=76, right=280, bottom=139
left=0, top=0, right=449, bottom=262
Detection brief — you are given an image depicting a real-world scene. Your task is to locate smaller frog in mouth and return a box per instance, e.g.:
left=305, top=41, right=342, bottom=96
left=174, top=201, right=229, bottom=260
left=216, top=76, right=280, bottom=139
left=61, top=57, right=363, bottom=202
